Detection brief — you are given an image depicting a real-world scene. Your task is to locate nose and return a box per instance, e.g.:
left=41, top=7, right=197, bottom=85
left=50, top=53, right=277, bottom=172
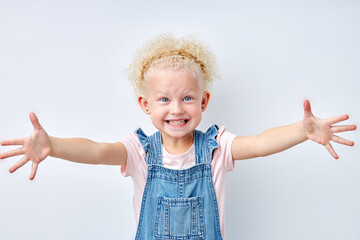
left=169, top=101, right=183, bottom=115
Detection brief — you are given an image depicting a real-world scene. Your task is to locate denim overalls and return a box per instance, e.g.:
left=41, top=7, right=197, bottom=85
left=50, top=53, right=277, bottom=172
left=134, top=125, right=223, bottom=240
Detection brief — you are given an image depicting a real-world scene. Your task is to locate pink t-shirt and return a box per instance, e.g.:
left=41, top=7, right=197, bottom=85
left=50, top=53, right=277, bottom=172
left=120, top=126, right=236, bottom=239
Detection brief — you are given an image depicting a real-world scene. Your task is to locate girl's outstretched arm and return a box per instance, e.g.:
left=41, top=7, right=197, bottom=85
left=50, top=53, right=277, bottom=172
left=0, top=112, right=127, bottom=180
left=231, top=100, right=357, bottom=160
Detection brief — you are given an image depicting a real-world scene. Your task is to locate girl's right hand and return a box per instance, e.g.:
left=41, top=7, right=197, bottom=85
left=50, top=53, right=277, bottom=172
left=0, top=112, right=52, bottom=180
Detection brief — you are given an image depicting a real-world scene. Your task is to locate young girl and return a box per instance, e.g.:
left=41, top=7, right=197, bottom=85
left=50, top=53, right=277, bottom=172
left=0, top=33, right=356, bottom=239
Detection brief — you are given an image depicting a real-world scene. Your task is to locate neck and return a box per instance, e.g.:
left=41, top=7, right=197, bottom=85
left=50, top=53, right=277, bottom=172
left=161, top=132, right=194, bottom=155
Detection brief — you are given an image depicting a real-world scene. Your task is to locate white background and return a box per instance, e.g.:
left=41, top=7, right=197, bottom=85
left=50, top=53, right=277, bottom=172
left=0, top=0, right=359, bottom=239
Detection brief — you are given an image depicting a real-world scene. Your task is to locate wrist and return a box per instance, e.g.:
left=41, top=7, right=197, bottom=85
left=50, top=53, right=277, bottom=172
left=299, top=120, right=309, bottom=141
left=48, top=136, right=56, bottom=157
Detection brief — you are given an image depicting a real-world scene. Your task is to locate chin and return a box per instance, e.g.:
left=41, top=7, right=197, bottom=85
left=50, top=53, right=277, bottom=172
left=162, top=128, right=194, bottom=140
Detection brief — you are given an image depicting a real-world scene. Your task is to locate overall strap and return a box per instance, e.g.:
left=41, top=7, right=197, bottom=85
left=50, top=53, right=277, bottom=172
left=194, top=124, right=219, bottom=165
left=135, top=128, right=163, bottom=165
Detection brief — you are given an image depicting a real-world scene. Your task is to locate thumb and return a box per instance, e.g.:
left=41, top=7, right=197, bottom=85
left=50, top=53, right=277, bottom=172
left=303, top=99, right=313, bottom=118
left=29, top=112, right=42, bottom=130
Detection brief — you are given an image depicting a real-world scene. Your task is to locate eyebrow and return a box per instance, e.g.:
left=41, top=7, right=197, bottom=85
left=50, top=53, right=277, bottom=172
left=155, top=89, right=197, bottom=95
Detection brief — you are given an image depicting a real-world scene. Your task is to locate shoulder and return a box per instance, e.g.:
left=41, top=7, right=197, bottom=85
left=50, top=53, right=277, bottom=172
left=120, top=131, right=141, bottom=146
left=119, top=132, right=145, bottom=157
left=216, top=125, right=237, bottom=146
left=211, top=125, right=237, bottom=171
left=119, top=131, right=146, bottom=177
left=197, top=125, right=236, bottom=148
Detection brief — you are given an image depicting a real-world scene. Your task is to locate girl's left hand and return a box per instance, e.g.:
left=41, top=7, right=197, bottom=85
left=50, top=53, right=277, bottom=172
left=302, top=99, right=357, bottom=159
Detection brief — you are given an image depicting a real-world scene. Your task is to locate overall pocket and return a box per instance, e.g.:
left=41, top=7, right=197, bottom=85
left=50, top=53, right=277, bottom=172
left=154, top=196, right=205, bottom=240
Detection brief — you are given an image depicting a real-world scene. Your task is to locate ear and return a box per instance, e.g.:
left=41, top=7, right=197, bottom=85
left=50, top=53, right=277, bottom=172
left=201, top=91, right=211, bottom=112
left=138, top=95, right=151, bottom=115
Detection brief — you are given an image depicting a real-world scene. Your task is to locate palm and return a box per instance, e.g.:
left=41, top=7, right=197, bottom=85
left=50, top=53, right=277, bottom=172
left=302, top=100, right=356, bottom=159
left=0, top=112, right=51, bottom=180
left=24, top=127, right=51, bottom=164
left=303, top=114, right=331, bottom=145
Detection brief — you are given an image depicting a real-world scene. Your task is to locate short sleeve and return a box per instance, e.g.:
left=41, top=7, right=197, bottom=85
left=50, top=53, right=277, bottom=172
left=119, top=132, right=145, bottom=177
left=215, top=126, right=237, bottom=172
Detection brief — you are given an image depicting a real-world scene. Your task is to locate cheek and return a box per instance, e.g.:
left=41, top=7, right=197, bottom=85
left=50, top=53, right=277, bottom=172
left=187, top=105, right=202, bottom=117
left=151, top=107, right=167, bottom=120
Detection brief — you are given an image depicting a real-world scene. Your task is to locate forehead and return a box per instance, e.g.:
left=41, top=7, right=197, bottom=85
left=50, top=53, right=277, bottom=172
left=145, top=67, right=203, bottom=93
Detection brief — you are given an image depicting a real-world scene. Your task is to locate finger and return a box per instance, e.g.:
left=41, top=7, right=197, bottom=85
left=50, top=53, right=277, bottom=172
left=29, top=162, right=38, bottom=180
left=303, top=99, right=313, bottom=118
left=327, top=114, right=349, bottom=125
left=1, top=138, right=24, bottom=146
left=325, top=143, right=339, bottom=159
left=9, top=156, right=29, bottom=173
left=332, top=135, right=355, bottom=146
left=0, top=147, right=24, bottom=159
left=331, top=124, right=357, bottom=133
left=29, top=112, right=42, bottom=130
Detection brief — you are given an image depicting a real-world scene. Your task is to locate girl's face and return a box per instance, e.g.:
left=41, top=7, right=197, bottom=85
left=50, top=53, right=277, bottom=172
left=138, top=67, right=210, bottom=144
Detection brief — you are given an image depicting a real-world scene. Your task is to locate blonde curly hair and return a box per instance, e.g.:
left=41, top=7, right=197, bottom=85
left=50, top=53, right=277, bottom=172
left=127, top=33, right=220, bottom=96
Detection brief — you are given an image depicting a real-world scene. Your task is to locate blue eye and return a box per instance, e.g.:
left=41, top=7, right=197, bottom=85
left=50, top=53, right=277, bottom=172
left=160, top=98, right=169, bottom=102
left=183, top=96, right=192, bottom=101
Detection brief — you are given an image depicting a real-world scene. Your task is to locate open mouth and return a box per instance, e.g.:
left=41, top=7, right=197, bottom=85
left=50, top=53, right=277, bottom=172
left=166, top=119, right=189, bottom=125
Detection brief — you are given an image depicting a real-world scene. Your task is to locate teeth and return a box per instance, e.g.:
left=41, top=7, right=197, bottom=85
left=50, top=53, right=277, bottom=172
left=168, top=120, right=186, bottom=125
